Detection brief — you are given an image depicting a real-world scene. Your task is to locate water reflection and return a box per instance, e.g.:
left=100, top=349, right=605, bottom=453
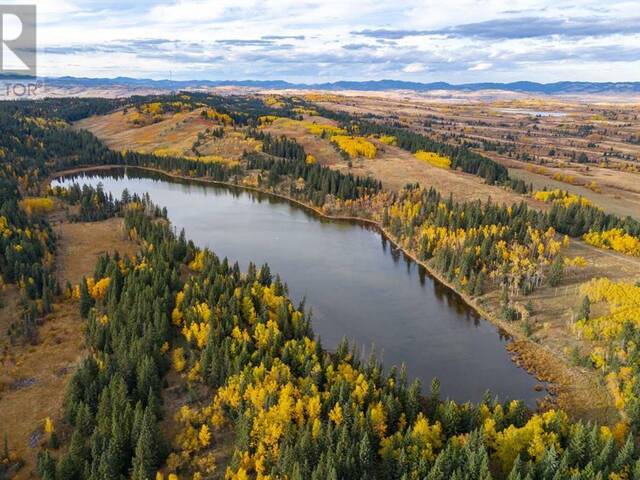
left=53, top=167, right=543, bottom=405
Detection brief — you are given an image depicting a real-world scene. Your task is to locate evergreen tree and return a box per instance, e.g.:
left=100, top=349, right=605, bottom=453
left=547, top=255, right=564, bottom=287
left=578, top=295, right=591, bottom=321
left=131, top=408, right=160, bottom=480
left=79, top=277, right=92, bottom=318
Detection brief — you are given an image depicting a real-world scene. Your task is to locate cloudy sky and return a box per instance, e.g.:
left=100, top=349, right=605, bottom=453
left=14, top=0, right=640, bottom=82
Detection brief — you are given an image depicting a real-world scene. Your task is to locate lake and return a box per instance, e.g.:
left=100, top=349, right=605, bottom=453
left=497, top=108, right=568, bottom=117
left=52, top=168, right=544, bottom=405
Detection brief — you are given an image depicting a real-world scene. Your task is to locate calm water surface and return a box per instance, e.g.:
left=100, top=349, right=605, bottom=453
left=497, top=108, right=567, bottom=117
left=53, top=168, right=544, bottom=405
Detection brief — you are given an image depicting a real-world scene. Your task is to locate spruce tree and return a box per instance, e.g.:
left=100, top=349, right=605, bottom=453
left=547, top=255, right=564, bottom=287
left=578, top=295, right=591, bottom=321
left=37, top=450, right=57, bottom=480
left=131, top=408, right=159, bottom=480
left=79, top=277, right=92, bottom=318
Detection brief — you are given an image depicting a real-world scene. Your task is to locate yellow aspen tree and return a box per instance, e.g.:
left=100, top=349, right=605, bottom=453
left=198, top=424, right=211, bottom=448
left=44, top=417, right=55, bottom=434
left=329, top=403, right=343, bottom=425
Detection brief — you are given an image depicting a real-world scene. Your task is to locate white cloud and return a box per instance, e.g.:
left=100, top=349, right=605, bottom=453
left=469, top=62, right=493, bottom=71
left=403, top=63, right=428, bottom=73
left=15, top=0, right=640, bottom=82
left=147, top=0, right=238, bottom=24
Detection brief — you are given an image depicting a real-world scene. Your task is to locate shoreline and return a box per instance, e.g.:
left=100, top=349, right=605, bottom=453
left=48, top=163, right=613, bottom=420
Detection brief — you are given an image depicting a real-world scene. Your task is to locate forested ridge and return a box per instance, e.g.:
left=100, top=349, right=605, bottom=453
left=382, top=186, right=640, bottom=303
left=243, top=128, right=382, bottom=202
left=1, top=95, right=640, bottom=478
left=0, top=97, right=131, bottom=122
left=246, top=129, right=307, bottom=162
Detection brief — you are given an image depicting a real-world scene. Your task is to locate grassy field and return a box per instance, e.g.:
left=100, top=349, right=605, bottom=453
left=75, top=108, right=258, bottom=162
left=508, top=163, right=640, bottom=220
left=313, top=92, right=640, bottom=216
left=339, top=142, right=533, bottom=204
left=76, top=108, right=206, bottom=155
left=259, top=116, right=540, bottom=206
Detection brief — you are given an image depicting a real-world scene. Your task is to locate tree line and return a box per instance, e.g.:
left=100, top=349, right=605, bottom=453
left=246, top=129, right=307, bottom=162
left=0, top=177, right=57, bottom=344
left=49, top=182, right=167, bottom=223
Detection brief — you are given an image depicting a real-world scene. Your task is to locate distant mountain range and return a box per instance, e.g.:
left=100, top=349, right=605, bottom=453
left=3, top=74, right=640, bottom=94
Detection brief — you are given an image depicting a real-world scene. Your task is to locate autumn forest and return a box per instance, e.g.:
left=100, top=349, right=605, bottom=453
left=1, top=91, right=640, bottom=480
